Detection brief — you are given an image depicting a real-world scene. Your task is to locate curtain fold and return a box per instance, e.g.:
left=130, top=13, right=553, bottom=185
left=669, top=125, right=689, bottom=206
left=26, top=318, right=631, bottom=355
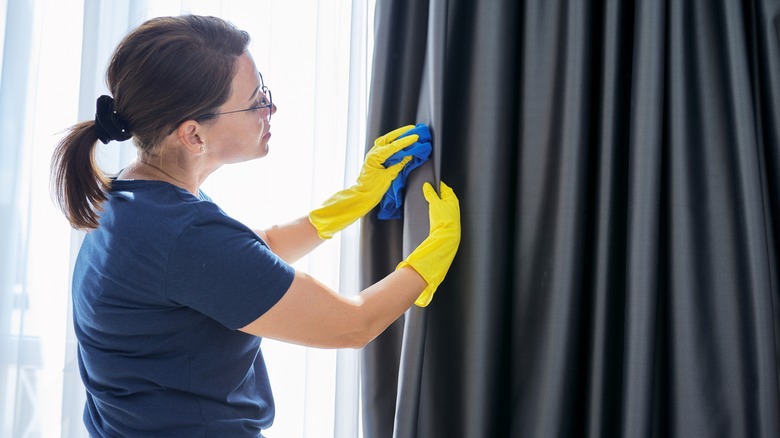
left=360, top=1, right=429, bottom=436
left=361, top=0, right=780, bottom=437
left=390, top=1, right=448, bottom=437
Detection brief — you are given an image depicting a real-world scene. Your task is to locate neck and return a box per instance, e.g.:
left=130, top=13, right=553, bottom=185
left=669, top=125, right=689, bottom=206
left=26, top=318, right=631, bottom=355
left=139, top=158, right=190, bottom=188
left=122, top=155, right=204, bottom=195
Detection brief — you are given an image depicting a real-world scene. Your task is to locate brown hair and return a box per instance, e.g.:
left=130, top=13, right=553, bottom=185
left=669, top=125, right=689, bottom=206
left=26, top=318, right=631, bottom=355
left=51, top=15, right=250, bottom=229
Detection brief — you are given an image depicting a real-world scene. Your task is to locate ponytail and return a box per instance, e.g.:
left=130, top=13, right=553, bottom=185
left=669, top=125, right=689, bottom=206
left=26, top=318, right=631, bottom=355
left=50, top=121, right=111, bottom=230
left=50, top=15, right=251, bottom=230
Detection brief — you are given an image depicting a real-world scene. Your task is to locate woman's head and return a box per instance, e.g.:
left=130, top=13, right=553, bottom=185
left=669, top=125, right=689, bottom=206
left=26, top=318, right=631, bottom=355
left=107, top=15, right=250, bottom=149
left=51, top=15, right=251, bottom=229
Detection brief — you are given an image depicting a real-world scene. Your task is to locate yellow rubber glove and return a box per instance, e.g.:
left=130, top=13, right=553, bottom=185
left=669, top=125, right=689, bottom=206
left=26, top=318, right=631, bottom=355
left=309, top=125, right=419, bottom=239
left=397, top=181, right=461, bottom=307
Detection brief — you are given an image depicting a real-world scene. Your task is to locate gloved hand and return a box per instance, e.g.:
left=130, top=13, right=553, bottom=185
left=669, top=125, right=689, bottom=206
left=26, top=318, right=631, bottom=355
left=309, top=125, right=420, bottom=239
left=378, top=124, right=432, bottom=220
left=397, top=181, right=461, bottom=307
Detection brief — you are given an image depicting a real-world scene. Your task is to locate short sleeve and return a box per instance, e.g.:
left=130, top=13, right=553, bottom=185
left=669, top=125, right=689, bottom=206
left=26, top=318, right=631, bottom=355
left=165, top=213, right=295, bottom=330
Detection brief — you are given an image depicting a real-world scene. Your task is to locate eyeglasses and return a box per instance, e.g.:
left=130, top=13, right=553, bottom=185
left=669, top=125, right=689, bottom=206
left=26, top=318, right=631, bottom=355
left=204, top=72, right=273, bottom=122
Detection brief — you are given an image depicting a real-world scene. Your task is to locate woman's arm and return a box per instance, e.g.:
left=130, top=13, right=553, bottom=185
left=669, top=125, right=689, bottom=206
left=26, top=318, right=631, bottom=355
left=256, top=125, right=424, bottom=264
left=239, top=266, right=427, bottom=348
left=243, top=181, right=460, bottom=349
left=253, top=216, right=323, bottom=264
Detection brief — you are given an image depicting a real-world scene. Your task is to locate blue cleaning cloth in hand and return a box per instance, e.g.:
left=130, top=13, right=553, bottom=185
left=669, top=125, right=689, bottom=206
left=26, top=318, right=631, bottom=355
left=378, top=123, right=432, bottom=219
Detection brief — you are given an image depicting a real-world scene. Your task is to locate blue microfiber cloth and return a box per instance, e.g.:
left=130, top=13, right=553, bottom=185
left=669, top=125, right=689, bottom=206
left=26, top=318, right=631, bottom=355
left=378, top=123, right=432, bottom=220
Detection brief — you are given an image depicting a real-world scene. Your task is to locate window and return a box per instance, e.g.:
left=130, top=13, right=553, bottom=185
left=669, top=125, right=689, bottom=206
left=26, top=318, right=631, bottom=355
left=0, top=1, right=375, bottom=436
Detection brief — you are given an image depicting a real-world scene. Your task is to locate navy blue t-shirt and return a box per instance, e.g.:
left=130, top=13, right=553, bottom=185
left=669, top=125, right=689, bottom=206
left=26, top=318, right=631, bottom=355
left=72, top=180, right=295, bottom=437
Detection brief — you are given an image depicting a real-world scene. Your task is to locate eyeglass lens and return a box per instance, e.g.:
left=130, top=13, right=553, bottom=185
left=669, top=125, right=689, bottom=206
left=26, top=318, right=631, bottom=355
left=259, top=73, right=272, bottom=122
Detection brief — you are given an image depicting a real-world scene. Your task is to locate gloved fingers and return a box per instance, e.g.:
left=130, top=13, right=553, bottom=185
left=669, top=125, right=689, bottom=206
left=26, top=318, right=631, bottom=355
left=384, top=155, right=413, bottom=179
left=422, top=182, right=439, bottom=203
left=423, top=181, right=461, bottom=233
left=367, top=134, right=419, bottom=167
left=398, top=124, right=432, bottom=144
left=438, top=181, right=454, bottom=199
left=424, top=181, right=459, bottom=205
left=438, top=181, right=460, bottom=211
left=374, top=125, right=416, bottom=146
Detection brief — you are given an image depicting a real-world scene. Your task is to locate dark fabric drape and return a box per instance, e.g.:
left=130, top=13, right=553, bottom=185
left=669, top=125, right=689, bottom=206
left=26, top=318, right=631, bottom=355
left=360, top=0, right=780, bottom=437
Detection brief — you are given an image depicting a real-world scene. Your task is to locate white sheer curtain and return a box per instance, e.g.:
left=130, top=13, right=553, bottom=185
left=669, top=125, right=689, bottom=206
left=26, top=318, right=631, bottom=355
left=0, top=0, right=375, bottom=436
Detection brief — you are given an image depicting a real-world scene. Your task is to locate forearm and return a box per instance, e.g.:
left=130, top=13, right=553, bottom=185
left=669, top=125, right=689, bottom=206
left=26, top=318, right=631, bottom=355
left=243, top=181, right=459, bottom=348
left=255, top=216, right=324, bottom=264
left=347, top=266, right=427, bottom=344
left=240, top=266, right=427, bottom=349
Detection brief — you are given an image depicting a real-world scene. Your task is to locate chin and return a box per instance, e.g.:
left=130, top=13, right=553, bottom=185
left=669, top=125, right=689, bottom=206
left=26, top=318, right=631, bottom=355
left=251, top=143, right=270, bottom=160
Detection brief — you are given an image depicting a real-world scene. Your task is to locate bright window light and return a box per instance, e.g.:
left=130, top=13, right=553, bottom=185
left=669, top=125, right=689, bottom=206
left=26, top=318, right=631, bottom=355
left=0, top=1, right=375, bottom=437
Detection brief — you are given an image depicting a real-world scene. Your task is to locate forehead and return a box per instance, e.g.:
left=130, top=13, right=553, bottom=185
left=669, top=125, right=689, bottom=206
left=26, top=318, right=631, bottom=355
left=229, top=53, right=260, bottom=100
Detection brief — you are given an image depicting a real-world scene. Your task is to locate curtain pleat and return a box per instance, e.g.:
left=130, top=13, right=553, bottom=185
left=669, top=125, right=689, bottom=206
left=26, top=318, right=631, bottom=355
left=361, top=1, right=780, bottom=437
left=360, top=0, right=429, bottom=436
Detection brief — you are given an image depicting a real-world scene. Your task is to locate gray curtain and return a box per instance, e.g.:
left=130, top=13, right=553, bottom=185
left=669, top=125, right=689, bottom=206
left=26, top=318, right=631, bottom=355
left=360, top=0, right=780, bottom=437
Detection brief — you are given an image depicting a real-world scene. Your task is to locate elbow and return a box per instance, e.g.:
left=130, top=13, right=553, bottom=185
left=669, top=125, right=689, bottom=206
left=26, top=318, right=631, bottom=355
left=340, top=338, right=370, bottom=350
left=336, top=327, right=376, bottom=349
left=311, top=333, right=370, bottom=350
left=318, top=297, right=394, bottom=349
left=351, top=332, right=379, bottom=349
left=334, top=315, right=380, bottom=349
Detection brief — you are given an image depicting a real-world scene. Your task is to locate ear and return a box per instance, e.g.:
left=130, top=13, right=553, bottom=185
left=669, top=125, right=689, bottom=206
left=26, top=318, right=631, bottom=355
left=175, top=120, right=207, bottom=155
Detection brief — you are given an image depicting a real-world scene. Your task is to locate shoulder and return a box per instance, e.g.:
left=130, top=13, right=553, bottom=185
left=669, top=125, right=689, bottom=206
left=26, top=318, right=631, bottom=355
left=106, top=179, right=233, bottom=230
left=165, top=205, right=295, bottom=330
left=95, top=180, right=261, bottom=272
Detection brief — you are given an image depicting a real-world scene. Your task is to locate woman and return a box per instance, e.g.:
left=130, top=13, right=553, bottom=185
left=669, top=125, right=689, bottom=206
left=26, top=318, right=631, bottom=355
left=50, top=14, right=460, bottom=437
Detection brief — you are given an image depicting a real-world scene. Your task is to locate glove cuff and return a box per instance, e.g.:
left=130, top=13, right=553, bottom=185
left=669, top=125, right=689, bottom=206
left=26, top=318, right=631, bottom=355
left=396, top=260, right=437, bottom=307
left=308, top=211, right=336, bottom=239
